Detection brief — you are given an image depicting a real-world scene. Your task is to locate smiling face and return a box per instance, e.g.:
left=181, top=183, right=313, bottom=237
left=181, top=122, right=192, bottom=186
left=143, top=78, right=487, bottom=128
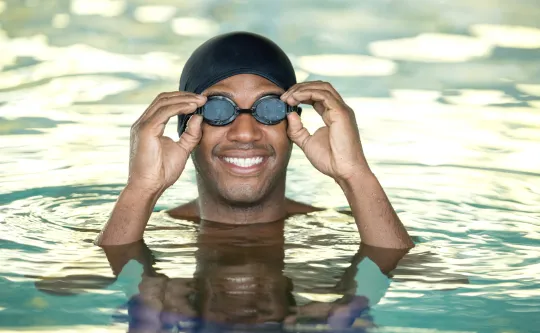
left=191, top=74, right=293, bottom=206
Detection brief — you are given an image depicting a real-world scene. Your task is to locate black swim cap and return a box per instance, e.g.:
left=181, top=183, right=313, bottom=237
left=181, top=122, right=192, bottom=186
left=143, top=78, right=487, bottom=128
left=177, top=31, right=297, bottom=135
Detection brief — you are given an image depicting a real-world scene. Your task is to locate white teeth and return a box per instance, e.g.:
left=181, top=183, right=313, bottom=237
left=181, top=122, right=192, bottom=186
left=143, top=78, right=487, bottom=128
left=223, top=157, right=264, bottom=167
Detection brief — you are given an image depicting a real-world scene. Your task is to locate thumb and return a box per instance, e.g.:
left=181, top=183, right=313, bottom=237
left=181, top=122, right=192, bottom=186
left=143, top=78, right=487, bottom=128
left=177, top=114, right=203, bottom=153
left=287, top=112, right=312, bottom=150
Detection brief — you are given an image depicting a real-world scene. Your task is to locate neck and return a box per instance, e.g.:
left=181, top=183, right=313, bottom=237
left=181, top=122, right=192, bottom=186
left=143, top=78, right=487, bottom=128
left=196, top=179, right=288, bottom=224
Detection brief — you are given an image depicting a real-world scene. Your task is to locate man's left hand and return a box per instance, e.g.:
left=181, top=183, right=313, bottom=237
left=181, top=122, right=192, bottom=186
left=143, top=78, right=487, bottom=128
left=282, top=81, right=370, bottom=183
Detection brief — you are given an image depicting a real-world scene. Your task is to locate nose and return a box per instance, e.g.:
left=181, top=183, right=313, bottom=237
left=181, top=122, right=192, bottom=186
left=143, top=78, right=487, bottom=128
left=226, top=113, right=263, bottom=143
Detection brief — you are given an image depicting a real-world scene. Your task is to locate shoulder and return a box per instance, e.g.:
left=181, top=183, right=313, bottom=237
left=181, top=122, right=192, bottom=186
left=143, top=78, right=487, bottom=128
left=165, top=198, right=323, bottom=220
left=285, top=198, right=324, bottom=216
left=166, top=200, right=199, bottom=221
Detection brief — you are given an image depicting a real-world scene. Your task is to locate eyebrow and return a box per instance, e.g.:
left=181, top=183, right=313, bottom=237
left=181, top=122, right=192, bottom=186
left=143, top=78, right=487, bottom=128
left=205, top=90, right=284, bottom=101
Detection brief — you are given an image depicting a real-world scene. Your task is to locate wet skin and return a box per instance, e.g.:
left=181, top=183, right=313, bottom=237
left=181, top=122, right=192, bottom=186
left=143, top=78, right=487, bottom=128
left=96, top=73, right=414, bottom=249
left=170, top=74, right=321, bottom=223
left=192, top=75, right=293, bottom=206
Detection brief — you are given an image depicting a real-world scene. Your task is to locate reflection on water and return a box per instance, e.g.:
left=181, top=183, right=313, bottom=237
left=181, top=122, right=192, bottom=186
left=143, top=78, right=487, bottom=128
left=1, top=0, right=539, bottom=332
left=85, top=221, right=399, bottom=331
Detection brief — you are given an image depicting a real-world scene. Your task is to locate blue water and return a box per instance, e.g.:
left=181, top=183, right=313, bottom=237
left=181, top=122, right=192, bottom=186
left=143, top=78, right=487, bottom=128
left=1, top=0, right=540, bottom=332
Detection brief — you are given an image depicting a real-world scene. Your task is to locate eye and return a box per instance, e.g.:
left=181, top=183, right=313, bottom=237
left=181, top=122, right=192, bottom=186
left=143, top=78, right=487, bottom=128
left=204, top=98, right=235, bottom=120
left=256, top=97, right=287, bottom=122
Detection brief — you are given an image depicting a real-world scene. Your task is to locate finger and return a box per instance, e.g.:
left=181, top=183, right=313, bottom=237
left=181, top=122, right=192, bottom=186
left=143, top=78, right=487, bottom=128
left=137, top=92, right=187, bottom=123
left=149, top=101, right=201, bottom=126
left=280, top=82, right=307, bottom=101
left=137, top=92, right=206, bottom=123
left=177, top=114, right=203, bottom=153
left=300, top=81, right=343, bottom=102
left=144, top=94, right=205, bottom=121
left=281, top=81, right=343, bottom=102
left=287, top=88, right=338, bottom=109
left=287, top=85, right=339, bottom=106
left=142, top=102, right=199, bottom=136
left=286, top=112, right=312, bottom=150
left=289, top=89, right=350, bottom=126
left=148, top=91, right=203, bottom=110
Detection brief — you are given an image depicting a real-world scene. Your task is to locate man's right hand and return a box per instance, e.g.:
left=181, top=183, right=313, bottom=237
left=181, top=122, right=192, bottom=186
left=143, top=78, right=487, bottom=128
left=127, top=92, right=207, bottom=194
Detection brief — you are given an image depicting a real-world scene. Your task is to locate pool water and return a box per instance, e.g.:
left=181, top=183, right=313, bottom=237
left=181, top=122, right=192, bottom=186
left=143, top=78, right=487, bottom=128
left=1, top=0, right=540, bottom=332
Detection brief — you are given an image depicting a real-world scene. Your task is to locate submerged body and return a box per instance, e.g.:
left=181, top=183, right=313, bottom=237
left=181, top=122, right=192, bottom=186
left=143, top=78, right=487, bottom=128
left=97, top=219, right=407, bottom=330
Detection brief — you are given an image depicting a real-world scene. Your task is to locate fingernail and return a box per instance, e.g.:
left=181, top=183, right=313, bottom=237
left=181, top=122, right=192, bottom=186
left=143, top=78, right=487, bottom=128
left=197, top=95, right=206, bottom=100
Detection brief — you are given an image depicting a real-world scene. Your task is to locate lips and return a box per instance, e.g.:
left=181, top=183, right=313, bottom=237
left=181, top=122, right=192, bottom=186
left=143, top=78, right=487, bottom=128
left=223, top=157, right=264, bottom=168
left=217, top=152, right=270, bottom=175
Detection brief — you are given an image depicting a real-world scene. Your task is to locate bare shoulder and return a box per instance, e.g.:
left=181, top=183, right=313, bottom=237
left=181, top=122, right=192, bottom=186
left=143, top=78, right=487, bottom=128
left=165, top=198, right=322, bottom=220
left=285, top=198, right=324, bottom=216
left=166, top=200, right=199, bottom=221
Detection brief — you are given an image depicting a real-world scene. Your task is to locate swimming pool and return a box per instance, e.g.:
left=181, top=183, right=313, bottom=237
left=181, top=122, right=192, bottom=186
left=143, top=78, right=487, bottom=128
left=1, top=0, right=539, bottom=332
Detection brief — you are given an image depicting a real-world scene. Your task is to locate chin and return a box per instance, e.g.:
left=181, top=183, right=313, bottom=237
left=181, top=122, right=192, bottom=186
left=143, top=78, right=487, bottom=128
left=218, top=183, right=269, bottom=206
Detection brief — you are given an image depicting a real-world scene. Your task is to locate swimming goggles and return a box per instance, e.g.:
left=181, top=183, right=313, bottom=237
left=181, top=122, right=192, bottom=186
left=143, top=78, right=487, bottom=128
left=178, top=94, right=301, bottom=134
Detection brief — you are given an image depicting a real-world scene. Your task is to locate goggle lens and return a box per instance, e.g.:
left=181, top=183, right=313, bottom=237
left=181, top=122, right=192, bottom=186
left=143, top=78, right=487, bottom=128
left=253, top=97, right=287, bottom=124
left=202, top=98, right=236, bottom=124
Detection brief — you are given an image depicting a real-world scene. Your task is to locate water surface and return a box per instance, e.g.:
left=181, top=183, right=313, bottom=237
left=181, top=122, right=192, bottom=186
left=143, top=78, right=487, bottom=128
left=1, top=0, right=540, bottom=332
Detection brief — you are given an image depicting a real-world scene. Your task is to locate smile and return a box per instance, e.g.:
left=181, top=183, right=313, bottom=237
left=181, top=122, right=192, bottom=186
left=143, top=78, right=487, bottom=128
left=222, top=157, right=264, bottom=168
left=218, top=154, right=270, bottom=175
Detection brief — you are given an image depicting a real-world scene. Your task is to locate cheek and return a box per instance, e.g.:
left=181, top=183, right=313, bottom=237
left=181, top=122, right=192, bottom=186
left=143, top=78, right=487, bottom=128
left=194, top=126, right=221, bottom=164
left=200, top=125, right=228, bottom=152
left=266, top=123, right=292, bottom=159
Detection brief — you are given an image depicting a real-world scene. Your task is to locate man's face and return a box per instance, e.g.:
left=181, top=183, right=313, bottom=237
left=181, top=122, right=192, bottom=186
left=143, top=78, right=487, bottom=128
left=192, top=74, right=292, bottom=205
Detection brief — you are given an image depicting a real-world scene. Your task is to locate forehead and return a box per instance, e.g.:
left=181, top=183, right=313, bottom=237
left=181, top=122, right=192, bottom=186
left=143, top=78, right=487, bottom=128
left=202, top=74, right=284, bottom=96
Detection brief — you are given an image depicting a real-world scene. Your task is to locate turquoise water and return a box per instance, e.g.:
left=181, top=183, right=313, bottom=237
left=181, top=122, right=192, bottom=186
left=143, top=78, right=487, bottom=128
left=1, top=0, right=540, bottom=332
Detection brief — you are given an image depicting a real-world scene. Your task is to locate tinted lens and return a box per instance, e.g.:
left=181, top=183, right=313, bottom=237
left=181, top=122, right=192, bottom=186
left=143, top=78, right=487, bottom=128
left=203, top=98, right=235, bottom=123
left=254, top=97, right=287, bottom=124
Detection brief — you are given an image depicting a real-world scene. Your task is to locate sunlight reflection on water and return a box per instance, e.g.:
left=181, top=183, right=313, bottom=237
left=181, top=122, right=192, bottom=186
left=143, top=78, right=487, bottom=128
left=0, top=0, right=539, bottom=332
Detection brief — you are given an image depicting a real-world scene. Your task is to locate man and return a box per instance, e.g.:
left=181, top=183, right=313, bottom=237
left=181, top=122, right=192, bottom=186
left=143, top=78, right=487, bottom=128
left=91, top=31, right=414, bottom=330
left=95, top=31, right=413, bottom=250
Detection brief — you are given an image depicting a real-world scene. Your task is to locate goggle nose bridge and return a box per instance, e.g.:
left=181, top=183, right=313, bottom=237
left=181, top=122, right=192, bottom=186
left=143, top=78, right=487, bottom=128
left=237, top=108, right=256, bottom=114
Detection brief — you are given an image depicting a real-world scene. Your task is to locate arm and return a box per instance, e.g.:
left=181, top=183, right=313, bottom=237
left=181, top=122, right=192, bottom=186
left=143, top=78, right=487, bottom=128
left=95, top=92, right=207, bottom=246
left=337, top=173, right=414, bottom=249
left=95, top=186, right=162, bottom=246
left=283, top=81, right=414, bottom=249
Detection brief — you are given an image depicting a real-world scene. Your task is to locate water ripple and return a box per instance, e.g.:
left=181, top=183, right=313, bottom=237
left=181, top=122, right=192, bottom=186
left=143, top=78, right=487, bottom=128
left=1, top=0, right=540, bottom=331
